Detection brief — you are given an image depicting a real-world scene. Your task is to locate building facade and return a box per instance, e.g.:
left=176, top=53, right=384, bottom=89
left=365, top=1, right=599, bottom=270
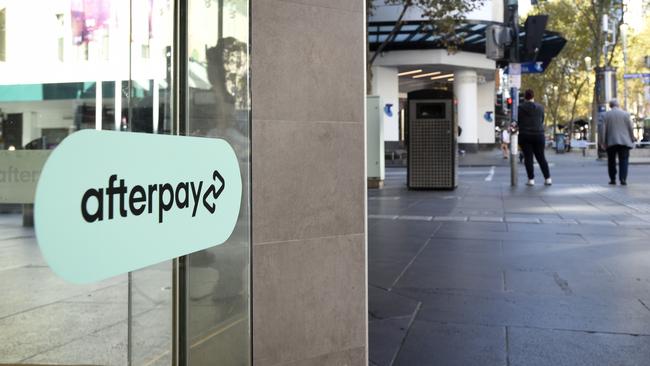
left=369, top=0, right=503, bottom=152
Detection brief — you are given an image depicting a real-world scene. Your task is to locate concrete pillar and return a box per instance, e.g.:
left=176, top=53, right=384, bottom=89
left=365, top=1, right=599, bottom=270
left=454, top=70, right=478, bottom=152
left=477, top=80, right=496, bottom=144
left=370, top=66, right=399, bottom=141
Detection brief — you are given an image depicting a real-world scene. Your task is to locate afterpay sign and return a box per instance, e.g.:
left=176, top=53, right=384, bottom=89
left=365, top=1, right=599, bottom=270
left=34, top=130, right=242, bottom=283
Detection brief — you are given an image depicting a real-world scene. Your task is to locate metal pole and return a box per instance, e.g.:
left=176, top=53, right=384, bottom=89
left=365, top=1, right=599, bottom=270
left=172, top=0, right=188, bottom=364
left=508, top=0, right=519, bottom=187
left=510, top=87, right=519, bottom=187
left=623, top=27, right=628, bottom=110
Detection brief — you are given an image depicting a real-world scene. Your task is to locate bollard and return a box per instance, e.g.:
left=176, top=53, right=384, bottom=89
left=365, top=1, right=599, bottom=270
left=510, top=132, right=518, bottom=186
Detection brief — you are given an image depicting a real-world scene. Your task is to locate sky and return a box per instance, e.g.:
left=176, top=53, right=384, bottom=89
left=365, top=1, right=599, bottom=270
left=520, top=0, right=645, bottom=32
left=625, top=0, right=645, bottom=32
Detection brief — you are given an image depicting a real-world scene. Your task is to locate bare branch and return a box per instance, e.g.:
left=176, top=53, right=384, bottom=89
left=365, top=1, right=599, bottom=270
left=369, top=4, right=411, bottom=65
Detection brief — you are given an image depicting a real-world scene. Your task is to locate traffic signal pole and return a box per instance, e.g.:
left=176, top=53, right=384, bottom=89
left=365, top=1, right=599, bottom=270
left=508, top=0, right=520, bottom=187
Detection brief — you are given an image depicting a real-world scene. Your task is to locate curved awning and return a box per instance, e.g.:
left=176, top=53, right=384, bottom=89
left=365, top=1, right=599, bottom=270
left=368, top=20, right=567, bottom=68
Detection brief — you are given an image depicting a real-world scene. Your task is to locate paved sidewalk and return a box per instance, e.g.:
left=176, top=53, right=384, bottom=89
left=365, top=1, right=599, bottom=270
left=369, top=160, right=650, bottom=366
left=459, top=148, right=650, bottom=167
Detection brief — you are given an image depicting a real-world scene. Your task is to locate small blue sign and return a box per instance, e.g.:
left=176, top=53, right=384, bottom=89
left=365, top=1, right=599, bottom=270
left=520, top=62, right=545, bottom=74
left=623, top=73, right=650, bottom=79
left=384, top=103, right=394, bottom=117
left=483, top=111, right=494, bottom=123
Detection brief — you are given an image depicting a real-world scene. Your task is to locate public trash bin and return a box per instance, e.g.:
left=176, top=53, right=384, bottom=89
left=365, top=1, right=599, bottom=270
left=406, top=89, right=458, bottom=190
left=554, top=133, right=565, bottom=154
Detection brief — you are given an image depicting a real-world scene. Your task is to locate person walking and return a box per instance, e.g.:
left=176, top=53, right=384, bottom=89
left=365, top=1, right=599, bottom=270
left=517, top=89, right=552, bottom=186
left=601, top=99, right=635, bottom=185
left=501, top=126, right=510, bottom=159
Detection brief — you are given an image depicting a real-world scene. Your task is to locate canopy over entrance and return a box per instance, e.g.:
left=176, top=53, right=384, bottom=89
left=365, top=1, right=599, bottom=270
left=368, top=20, right=567, bottom=68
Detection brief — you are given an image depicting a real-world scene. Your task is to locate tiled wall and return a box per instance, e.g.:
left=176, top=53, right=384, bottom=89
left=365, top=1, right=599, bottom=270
left=251, top=0, right=367, bottom=365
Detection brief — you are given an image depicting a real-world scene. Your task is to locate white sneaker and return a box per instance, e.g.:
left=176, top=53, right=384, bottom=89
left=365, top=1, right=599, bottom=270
left=526, top=179, right=535, bottom=186
left=544, top=178, right=552, bottom=186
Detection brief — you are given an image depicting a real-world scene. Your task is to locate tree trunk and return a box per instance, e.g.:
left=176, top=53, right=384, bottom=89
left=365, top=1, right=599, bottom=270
left=569, top=78, right=588, bottom=138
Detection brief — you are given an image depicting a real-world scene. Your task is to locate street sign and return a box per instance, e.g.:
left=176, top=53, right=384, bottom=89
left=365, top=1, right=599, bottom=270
left=520, top=61, right=545, bottom=73
left=623, top=73, right=650, bottom=80
left=504, top=61, right=546, bottom=74
left=509, top=63, right=521, bottom=88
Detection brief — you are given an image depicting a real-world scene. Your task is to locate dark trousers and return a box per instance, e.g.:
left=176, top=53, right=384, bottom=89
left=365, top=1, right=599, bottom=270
left=519, top=133, right=551, bottom=180
left=607, top=145, right=630, bottom=182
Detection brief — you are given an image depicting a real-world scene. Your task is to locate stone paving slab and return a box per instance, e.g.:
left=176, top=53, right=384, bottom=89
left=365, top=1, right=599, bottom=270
left=505, top=217, right=541, bottom=223
left=0, top=301, right=127, bottom=362
left=433, top=216, right=468, bottom=222
left=368, top=286, right=419, bottom=320
left=369, top=317, right=412, bottom=366
left=393, top=321, right=507, bottom=366
left=401, top=288, right=650, bottom=336
left=469, top=216, right=504, bottom=223
left=508, top=326, right=650, bottom=366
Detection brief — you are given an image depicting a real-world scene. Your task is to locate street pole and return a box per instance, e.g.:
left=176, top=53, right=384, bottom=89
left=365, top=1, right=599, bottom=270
left=510, top=86, right=519, bottom=187
left=508, top=0, right=520, bottom=187
left=623, top=26, right=628, bottom=110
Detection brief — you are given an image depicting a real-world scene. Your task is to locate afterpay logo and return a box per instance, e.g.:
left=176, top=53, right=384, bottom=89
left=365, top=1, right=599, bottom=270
left=35, top=130, right=242, bottom=284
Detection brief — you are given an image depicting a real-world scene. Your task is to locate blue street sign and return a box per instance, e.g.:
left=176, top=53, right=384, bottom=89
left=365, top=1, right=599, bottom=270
left=623, top=73, right=650, bottom=79
left=504, top=61, right=546, bottom=74
left=520, top=62, right=545, bottom=74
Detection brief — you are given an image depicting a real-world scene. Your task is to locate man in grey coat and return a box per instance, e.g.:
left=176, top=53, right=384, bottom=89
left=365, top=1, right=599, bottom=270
left=601, top=99, right=635, bottom=185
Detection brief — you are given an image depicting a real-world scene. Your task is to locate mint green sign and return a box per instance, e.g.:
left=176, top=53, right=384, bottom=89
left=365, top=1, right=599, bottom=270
left=34, top=130, right=242, bottom=284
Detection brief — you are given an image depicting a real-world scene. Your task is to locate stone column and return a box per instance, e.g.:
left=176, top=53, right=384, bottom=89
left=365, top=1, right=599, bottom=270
left=454, top=70, right=478, bottom=152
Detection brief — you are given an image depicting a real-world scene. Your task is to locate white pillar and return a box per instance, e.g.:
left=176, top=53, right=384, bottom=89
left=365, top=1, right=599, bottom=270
left=370, top=66, right=399, bottom=141
left=477, top=80, right=496, bottom=144
left=454, top=70, right=478, bottom=145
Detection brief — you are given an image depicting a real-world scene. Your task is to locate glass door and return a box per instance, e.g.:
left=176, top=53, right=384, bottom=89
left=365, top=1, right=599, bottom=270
left=0, top=1, right=137, bottom=364
left=0, top=0, right=250, bottom=364
left=127, top=1, right=175, bottom=365
left=184, top=0, right=250, bottom=364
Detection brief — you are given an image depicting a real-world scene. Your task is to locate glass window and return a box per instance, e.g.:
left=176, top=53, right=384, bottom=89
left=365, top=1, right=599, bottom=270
left=0, top=1, right=250, bottom=364
left=0, top=8, right=5, bottom=61
left=185, top=0, right=250, bottom=364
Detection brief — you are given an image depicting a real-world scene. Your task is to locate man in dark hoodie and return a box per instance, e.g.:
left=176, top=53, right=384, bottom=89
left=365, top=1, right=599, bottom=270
left=518, top=89, right=552, bottom=186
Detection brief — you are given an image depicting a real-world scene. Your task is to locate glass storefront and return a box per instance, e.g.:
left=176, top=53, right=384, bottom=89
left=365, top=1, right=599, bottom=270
left=0, top=1, right=250, bottom=365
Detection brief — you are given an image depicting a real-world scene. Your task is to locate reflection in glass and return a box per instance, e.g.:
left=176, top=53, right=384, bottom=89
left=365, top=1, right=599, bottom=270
left=128, top=1, right=174, bottom=365
left=0, top=1, right=174, bottom=364
left=0, top=0, right=250, bottom=364
left=186, top=0, right=250, bottom=365
left=0, top=0, right=134, bottom=363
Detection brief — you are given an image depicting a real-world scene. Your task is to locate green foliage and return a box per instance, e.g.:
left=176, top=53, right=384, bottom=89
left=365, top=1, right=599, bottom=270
left=625, top=16, right=650, bottom=116
left=367, top=0, right=486, bottom=91
left=522, top=0, right=628, bottom=132
left=368, top=0, right=486, bottom=57
left=385, top=0, right=486, bottom=48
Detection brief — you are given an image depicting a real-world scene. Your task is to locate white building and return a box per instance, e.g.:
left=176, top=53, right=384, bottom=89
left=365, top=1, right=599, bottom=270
left=369, top=0, right=505, bottom=151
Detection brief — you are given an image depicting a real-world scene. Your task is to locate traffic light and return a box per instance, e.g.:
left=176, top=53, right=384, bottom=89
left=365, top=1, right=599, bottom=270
left=496, top=93, right=504, bottom=114
left=521, top=15, right=548, bottom=62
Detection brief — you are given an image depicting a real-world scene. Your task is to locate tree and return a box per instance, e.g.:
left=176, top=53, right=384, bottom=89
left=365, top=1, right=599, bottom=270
left=625, top=15, right=650, bottom=119
left=522, top=0, right=627, bottom=141
left=523, top=0, right=593, bottom=136
left=366, top=0, right=486, bottom=93
left=578, top=0, right=625, bottom=142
